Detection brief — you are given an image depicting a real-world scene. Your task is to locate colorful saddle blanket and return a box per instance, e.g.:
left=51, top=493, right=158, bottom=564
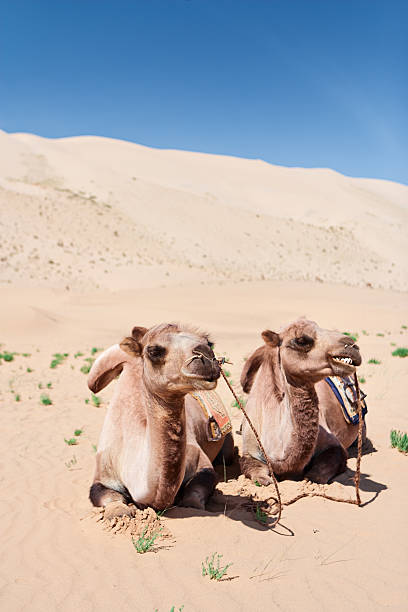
left=189, top=390, right=232, bottom=442
left=324, top=376, right=368, bottom=425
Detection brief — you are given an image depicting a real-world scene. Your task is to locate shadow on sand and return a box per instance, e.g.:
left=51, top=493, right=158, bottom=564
left=166, top=438, right=386, bottom=531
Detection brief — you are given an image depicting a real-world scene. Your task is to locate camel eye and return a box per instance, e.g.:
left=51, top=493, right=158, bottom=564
left=293, top=335, right=314, bottom=349
left=146, top=344, right=167, bottom=364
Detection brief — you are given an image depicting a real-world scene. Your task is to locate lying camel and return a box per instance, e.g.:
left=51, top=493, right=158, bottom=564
left=239, top=319, right=362, bottom=485
left=88, top=323, right=233, bottom=516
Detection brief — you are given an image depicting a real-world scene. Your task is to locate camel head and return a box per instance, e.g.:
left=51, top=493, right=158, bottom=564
left=262, top=319, right=362, bottom=385
left=120, top=323, right=221, bottom=395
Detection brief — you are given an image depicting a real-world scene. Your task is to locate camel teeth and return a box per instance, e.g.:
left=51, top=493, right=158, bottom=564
left=333, top=356, right=353, bottom=365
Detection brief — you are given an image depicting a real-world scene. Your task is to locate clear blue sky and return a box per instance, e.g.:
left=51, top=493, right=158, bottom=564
left=1, top=0, right=407, bottom=184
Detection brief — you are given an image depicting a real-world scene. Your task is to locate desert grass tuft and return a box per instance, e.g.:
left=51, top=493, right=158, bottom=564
left=91, top=393, right=101, bottom=407
left=50, top=353, right=68, bottom=368
left=390, top=430, right=408, bottom=454
left=343, top=331, right=358, bottom=342
left=368, top=358, right=381, bottom=364
left=91, top=347, right=103, bottom=355
left=132, top=527, right=162, bottom=553
left=64, top=437, right=78, bottom=446
left=201, top=553, right=232, bottom=581
left=80, top=357, right=95, bottom=374
left=231, top=396, right=246, bottom=409
left=40, top=393, right=52, bottom=405
left=255, top=504, right=268, bottom=524
left=392, top=347, right=408, bottom=358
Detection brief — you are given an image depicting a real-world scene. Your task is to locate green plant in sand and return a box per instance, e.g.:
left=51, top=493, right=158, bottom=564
left=231, top=396, right=246, bottom=409
left=91, top=347, right=103, bottom=355
left=80, top=357, right=95, bottom=374
left=343, top=332, right=358, bottom=342
left=64, top=437, right=78, bottom=446
left=40, top=393, right=52, bottom=405
left=201, top=553, right=232, bottom=581
left=50, top=353, right=68, bottom=368
left=390, top=430, right=408, bottom=454
left=132, top=527, right=162, bottom=554
left=392, top=347, right=408, bottom=358
left=91, top=393, right=101, bottom=407
left=255, top=504, right=268, bottom=524
left=368, top=358, right=381, bottom=365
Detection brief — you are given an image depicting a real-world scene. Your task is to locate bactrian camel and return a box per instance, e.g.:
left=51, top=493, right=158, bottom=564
left=88, top=323, right=234, bottom=517
left=240, top=319, right=362, bottom=485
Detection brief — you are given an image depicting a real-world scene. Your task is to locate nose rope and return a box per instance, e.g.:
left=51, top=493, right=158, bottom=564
left=185, top=350, right=363, bottom=526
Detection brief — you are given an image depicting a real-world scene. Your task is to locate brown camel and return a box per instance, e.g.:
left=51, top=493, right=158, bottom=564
left=88, top=323, right=234, bottom=516
left=239, top=319, right=362, bottom=485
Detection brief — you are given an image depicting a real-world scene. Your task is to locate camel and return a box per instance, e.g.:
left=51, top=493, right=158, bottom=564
left=87, top=323, right=234, bottom=517
left=239, top=319, right=363, bottom=485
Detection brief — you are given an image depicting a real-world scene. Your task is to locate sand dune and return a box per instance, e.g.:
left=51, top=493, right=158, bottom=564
left=1, top=130, right=407, bottom=291
left=0, top=131, right=407, bottom=611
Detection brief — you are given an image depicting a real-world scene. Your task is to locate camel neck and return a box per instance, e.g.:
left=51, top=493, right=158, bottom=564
left=257, top=354, right=320, bottom=475
left=280, top=375, right=320, bottom=471
left=143, top=387, right=187, bottom=509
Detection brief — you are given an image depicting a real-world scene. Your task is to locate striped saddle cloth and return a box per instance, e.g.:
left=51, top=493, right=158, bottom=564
left=189, top=390, right=232, bottom=442
left=324, top=376, right=368, bottom=425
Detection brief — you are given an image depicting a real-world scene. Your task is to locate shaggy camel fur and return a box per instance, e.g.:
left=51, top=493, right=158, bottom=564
left=88, top=323, right=233, bottom=516
left=240, top=319, right=362, bottom=485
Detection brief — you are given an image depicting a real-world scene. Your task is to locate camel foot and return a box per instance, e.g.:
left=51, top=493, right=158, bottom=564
left=179, top=490, right=206, bottom=510
left=240, top=454, right=273, bottom=486
left=103, top=501, right=138, bottom=521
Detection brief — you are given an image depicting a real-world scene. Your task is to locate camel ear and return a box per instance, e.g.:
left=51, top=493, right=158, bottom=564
left=120, top=326, right=148, bottom=357
left=241, top=346, right=265, bottom=393
left=261, top=330, right=281, bottom=347
left=132, top=326, right=148, bottom=341
left=88, top=344, right=127, bottom=393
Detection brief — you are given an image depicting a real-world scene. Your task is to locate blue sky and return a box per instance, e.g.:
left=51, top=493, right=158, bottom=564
left=1, top=0, right=407, bottom=184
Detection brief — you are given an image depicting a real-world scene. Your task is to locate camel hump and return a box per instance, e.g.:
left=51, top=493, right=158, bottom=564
left=87, top=344, right=128, bottom=393
left=241, top=345, right=266, bottom=393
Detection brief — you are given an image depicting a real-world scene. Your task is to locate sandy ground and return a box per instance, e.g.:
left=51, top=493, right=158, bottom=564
left=0, top=132, right=407, bottom=611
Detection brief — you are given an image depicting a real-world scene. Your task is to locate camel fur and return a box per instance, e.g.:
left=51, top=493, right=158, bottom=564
left=88, top=323, right=234, bottom=517
left=240, top=319, right=362, bottom=485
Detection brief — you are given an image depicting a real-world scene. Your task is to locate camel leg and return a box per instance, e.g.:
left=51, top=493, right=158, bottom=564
left=304, top=445, right=347, bottom=484
left=240, top=453, right=274, bottom=486
left=179, top=446, right=218, bottom=510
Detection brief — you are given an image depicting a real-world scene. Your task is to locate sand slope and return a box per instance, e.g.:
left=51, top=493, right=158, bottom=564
left=0, top=130, right=407, bottom=291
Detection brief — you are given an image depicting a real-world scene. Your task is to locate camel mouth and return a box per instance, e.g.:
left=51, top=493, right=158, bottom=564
left=181, top=369, right=220, bottom=383
left=329, top=354, right=358, bottom=374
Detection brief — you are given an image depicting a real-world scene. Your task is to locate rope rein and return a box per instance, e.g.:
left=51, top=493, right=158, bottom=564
left=219, top=366, right=282, bottom=526
left=187, top=350, right=363, bottom=527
